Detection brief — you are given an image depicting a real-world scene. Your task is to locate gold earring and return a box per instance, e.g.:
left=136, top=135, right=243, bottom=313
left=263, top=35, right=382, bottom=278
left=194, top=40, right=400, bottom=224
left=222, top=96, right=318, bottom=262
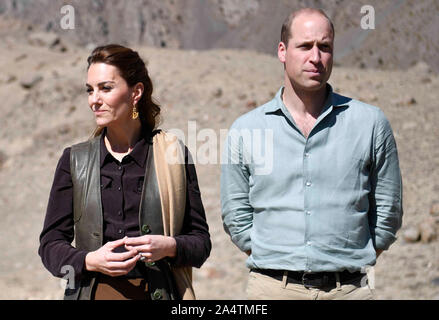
left=132, top=104, right=139, bottom=120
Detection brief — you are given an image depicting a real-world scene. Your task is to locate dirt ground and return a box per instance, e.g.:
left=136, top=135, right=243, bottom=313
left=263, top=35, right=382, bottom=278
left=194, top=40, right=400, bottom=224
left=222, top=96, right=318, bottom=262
left=0, top=30, right=438, bottom=300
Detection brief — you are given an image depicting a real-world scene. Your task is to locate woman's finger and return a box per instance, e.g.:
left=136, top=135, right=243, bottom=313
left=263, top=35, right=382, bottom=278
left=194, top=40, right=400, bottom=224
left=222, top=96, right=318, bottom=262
left=139, top=252, right=152, bottom=259
left=104, top=269, right=133, bottom=277
left=106, top=254, right=140, bottom=270
left=131, top=244, right=153, bottom=253
left=105, top=237, right=128, bottom=250
left=106, top=249, right=138, bottom=262
left=125, top=235, right=156, bottom=245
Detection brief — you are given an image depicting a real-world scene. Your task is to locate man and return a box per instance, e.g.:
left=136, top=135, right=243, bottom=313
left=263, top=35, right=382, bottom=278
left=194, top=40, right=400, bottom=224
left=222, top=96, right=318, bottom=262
left=220, top=8, right=402, bottom=300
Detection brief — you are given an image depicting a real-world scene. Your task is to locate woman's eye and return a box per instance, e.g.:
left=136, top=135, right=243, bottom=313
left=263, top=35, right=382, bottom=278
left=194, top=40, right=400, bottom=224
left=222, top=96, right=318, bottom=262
left=86, top=86, right=112, bottom=94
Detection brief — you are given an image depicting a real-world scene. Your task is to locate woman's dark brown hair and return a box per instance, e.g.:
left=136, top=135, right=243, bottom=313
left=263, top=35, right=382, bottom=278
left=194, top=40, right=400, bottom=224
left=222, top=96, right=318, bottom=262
left=87, top=44, right=161, bottom=137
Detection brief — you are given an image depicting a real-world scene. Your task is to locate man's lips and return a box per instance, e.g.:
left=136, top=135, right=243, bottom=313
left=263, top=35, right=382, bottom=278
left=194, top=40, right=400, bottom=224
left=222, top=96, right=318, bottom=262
left=304, top=69, right=322, bottom=74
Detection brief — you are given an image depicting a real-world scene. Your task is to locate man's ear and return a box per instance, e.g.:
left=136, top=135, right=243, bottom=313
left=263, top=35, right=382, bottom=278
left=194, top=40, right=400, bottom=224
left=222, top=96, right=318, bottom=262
left=278, top=41, right=287, bottom=63
left=132, top=82, right=144, bottom=105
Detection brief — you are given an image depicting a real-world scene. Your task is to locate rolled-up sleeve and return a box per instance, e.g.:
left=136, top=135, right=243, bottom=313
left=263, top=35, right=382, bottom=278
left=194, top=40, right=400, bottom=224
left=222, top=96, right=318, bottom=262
left=368, top=111, right=403, bottom=250
left=220, top=124, right=254, bottom=252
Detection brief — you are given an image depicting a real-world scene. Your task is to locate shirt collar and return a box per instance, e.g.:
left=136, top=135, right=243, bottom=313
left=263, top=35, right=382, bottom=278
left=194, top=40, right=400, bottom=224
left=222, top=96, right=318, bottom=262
left=99, top=128, right=151, bottom=168
left=264, top=83, right=347, bottom=115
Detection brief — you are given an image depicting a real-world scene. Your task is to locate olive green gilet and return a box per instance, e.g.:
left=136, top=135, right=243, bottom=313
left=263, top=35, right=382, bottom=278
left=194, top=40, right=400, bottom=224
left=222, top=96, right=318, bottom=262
left=64, top=133, right=178, bottom=300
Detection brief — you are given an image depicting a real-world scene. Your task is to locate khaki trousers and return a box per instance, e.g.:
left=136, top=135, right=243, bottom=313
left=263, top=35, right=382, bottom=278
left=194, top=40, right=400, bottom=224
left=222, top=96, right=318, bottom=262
left=246, top=270, right=375, bottom=300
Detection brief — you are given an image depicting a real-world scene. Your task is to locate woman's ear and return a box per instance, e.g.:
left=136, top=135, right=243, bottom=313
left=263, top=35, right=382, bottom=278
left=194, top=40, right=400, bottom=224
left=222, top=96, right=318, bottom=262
left=132, top=82, right=144, bottom=105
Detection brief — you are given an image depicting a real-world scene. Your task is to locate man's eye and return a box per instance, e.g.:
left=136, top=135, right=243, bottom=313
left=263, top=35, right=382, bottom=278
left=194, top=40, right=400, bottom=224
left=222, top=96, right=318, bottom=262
left=86, top=88, right=93, bottom=93
left=319, top=44, right=332, bottom=51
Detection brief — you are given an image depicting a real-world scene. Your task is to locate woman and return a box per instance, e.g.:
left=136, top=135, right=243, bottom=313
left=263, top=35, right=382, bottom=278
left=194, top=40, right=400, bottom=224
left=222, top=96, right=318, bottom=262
left=38, top=44, right=211, bottom=300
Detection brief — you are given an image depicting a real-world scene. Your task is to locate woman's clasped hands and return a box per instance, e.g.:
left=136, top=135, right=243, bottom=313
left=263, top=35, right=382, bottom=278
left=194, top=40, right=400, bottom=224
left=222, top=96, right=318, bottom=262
left=85, top=235, right=177, bottom=277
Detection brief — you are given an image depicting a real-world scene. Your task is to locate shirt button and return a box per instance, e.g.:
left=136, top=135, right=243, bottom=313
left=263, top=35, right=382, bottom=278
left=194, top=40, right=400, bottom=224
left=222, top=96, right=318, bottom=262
left=307, top=241, right=312, bottom=246
left=118, top=211, right=122, bottom=216
left=142, top=224, right=151, bottom=234
left=306, top=181, right=312, bottom=187
left=306, top=210, right=311, bottom=215
left=152, top=289, right=162, bottom=300
left=118, top=166, right=122, bottom=171
left=117, top=186, right=121, bottom=191
left=304, top=153, right=310, bottom=157
left=118, top=229, right=124, bottom=234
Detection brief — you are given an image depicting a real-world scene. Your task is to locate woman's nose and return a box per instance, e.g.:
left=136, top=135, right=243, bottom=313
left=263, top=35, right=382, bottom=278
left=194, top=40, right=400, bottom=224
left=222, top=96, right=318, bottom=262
left=90, top=90, right=102, bottom=107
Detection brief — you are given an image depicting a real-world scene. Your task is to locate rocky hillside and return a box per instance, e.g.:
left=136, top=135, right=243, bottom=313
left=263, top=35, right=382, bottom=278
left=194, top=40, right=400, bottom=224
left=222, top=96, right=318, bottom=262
left=1, top=0, right=438, bottom=72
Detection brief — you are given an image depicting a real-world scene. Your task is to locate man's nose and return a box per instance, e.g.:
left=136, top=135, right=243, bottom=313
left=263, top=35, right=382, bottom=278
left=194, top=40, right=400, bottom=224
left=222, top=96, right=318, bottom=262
left=309, top=45, right=321, bottom=64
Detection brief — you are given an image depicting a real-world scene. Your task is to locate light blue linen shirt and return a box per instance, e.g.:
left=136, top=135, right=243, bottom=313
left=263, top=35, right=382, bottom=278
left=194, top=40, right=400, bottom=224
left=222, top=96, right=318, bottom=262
left=221, top=85, right=403, bottom=272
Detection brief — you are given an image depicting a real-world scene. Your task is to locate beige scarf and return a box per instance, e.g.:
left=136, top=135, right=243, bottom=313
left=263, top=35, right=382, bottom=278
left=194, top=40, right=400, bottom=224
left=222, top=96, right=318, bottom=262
left=152, top=131, right=196, bottom=300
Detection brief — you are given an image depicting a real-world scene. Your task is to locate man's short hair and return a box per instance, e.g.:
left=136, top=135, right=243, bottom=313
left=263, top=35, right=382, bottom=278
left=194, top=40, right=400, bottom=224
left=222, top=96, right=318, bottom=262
left=280, top=8, right=334, bottom=48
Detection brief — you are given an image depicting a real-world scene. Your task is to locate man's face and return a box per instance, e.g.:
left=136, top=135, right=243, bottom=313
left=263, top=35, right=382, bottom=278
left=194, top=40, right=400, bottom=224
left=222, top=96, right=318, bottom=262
left=278, top=13, right=334, bottom=92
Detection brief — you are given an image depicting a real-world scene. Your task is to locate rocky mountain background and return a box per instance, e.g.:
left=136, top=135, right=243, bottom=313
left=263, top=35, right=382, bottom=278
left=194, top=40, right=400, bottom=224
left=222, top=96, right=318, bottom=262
left=2, top=0, right=439, bottom=71
left=0, top=0, right=438, bottom=299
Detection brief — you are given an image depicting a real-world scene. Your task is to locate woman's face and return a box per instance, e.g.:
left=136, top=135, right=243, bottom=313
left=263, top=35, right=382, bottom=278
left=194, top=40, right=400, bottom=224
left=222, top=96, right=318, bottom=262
left=86, top=63, right=134, bottom=128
